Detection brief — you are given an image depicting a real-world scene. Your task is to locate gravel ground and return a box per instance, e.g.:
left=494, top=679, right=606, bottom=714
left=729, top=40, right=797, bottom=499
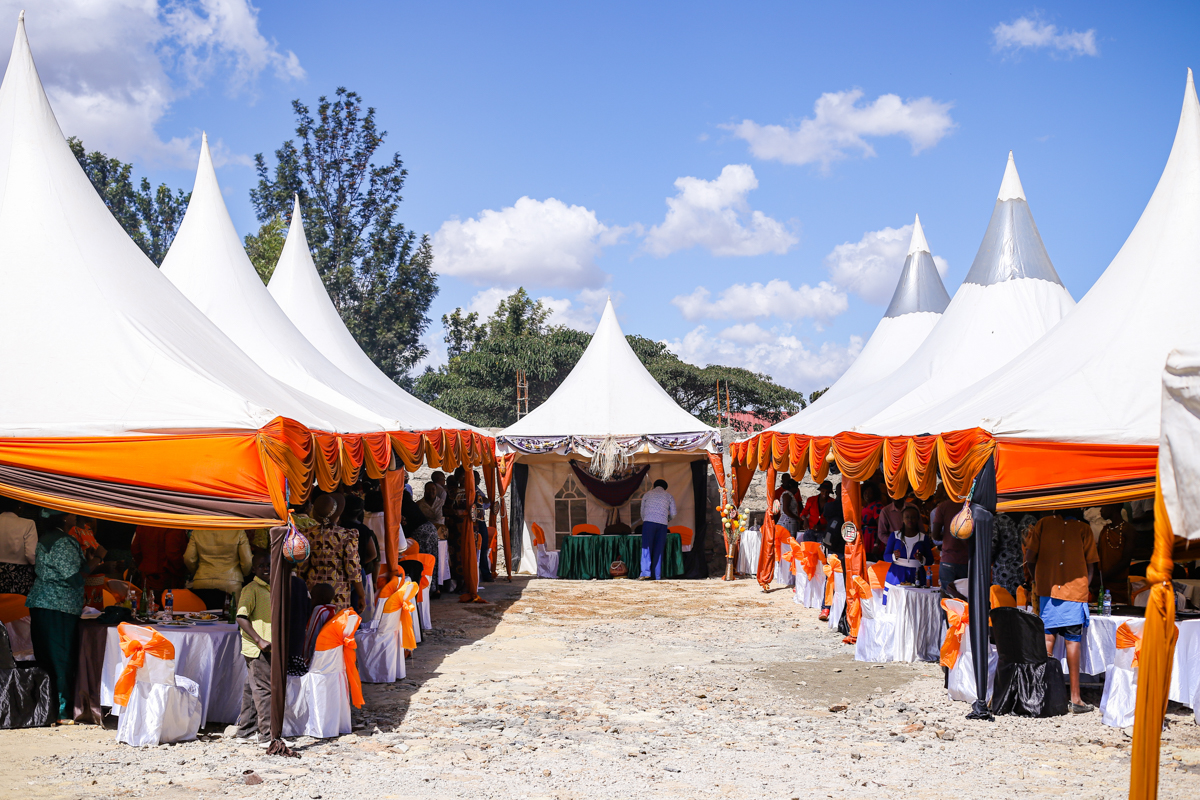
left=4, top=577, right=1200, bottom=799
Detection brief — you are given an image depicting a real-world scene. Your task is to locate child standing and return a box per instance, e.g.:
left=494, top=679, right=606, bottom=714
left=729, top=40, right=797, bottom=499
left=235, top=552, right=272, bottom=744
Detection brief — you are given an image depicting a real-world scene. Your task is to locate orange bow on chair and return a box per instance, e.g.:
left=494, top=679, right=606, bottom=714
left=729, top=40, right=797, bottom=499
left=780, top=537, right=803, bottom=575
left=1116, top=621, right=1144, bottom=669
left=113, top=624, right=175, bottom=707
left=317, top=609, right=364, bottom=708
left=398, top=580, right=421, bottom=651
left=940, top=599, right=969, bottom=670
left=797, top=542, right=825, bottom=580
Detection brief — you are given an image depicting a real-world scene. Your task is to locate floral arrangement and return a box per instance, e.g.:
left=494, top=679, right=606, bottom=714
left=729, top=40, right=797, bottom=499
left=717, top=502, right=749, bottom=580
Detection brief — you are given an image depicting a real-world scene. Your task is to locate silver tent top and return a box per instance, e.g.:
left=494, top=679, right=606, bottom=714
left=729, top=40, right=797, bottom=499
left=963, top=152, right=1065, bottom=287
left=883, top=214, right=952, bottom=318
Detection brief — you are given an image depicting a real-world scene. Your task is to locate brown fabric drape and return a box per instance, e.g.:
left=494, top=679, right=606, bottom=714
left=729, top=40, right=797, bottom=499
left=841, top=480, right=866, bottom=642
left=756, top=465, right=777, bottom=590
left=381, top=468, right=406, bottom=581
left=267, top=524, right=291, bottom=751
left=1129, top=471, right=1181, bottom=798
left=459, top=469, right=482, bottom=603
left=497, top=456, right=516, bottom=580
left=484, top=463, right=498, bottom=578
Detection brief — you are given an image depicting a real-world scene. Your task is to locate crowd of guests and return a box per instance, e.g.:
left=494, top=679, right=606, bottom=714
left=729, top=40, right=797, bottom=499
left=773, top=474, right=1188, bottom=715
left=0, top=465, right=501, bottom=730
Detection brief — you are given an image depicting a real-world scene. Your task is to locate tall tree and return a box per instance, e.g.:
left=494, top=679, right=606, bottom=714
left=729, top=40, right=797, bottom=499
left=415, top=289, right=804, bottom=428
left=67, top=137, right=189, bottom=265
left=250, top=88, right=437, bottom=381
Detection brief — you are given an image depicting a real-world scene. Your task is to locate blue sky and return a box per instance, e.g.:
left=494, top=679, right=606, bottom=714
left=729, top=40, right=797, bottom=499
left=9, top=2, right=1200, bottom=394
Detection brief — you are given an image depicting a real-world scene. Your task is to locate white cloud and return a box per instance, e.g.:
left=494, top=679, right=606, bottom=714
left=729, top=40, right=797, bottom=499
left=10, top=0, right=303, bottom=166
left=465, top=286, right=619, bottom=333
left=671, top=279, right=847, bottom=323
left=993, top=16, right=1098, bottom=58
left=825, top=223, right=949, bottom=306
left=666, top=324, right=863, bottom=393
left=643, top=164, right=796, bottom=257
left=434, top=197, right=626, bottom=289
left=727, top=90, right=955, bottom=169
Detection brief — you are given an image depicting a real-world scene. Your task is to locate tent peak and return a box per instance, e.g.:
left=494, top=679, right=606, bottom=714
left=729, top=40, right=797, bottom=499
left=997, top=151, right=1026, bottom=202
left=908, top=213, right=930, bottom=255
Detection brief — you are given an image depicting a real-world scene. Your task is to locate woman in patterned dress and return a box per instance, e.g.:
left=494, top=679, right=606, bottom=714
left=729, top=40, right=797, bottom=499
left=298, top=494, right=363, bottom=610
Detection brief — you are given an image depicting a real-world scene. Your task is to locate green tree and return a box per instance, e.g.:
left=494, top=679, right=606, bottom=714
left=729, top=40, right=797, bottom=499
left=67, top=137, right=189, bottom=265
left=250, top=88, right=437, bottom=381
left=808, top=387, right=829, bottom=405
left=244, top=214, right=288, bottom=284
left=415, top=289, right=804, bottom=428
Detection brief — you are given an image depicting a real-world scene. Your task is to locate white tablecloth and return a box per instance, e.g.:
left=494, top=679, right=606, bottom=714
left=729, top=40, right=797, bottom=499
left=438, top=539, right=451, bottom=585
left=735, top=528, right=761, bottom=576
left=884, top=586, right=944, bottom=663
left=101, top=623, right=246, bottom=726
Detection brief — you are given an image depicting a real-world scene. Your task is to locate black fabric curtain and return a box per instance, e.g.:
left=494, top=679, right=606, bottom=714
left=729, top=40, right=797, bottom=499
left=509, top=463, right=529, bottom=569
left=568, top=461, right=650, bottom=507
left=684, top=458, right=709, bottom=579
left=967, top=456, right=997, bottom=720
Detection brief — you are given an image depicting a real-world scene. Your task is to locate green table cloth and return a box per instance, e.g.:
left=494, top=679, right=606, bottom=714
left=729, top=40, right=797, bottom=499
left=557, top=533, right=684, bottom=580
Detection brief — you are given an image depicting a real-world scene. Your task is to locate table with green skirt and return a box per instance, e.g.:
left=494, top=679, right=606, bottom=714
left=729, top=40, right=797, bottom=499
left=556, top=533, right=685, bottom=580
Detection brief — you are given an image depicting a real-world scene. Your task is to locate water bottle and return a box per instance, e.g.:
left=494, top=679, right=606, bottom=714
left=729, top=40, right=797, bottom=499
left=1102, top=589, right=1112, bottom=616
left=165, top=589, right=173, bottom=617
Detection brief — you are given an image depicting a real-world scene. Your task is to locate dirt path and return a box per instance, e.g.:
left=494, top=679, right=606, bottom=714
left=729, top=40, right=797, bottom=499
left=2, top=577, right=1198, bottom=799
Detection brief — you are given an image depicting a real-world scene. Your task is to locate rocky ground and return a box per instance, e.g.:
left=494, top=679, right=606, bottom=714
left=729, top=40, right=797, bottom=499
left=4, top=576, right=1199, bottom=799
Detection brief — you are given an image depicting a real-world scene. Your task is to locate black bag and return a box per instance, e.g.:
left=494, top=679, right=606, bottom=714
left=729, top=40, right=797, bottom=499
left=0, top=626, right=52, bottom=728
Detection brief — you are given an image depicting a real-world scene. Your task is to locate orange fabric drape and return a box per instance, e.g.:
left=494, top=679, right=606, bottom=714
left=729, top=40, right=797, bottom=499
left=708, top=452, right=726, bottom=494
left=823, top=554, right=842, bottom=608
left=1116, top=622, right=1144, bottom=670
left=756, top=465, right=778, bottom=590
left=1129, top=471, right=1181, bottom=800
left=940, top=599, right=969, bottom=669
left=731, top=459, right=754, bottom=508
left=315, top=610, right=364, bottom=708
left=458, top=468, right=482, bottom=603
left=381, top=468, right=406, bottom=581
left=398, top=581, right=420, bottom=651
left=113, top=626, right=175, bottom=707
left=842, top=479, right=865, bottom=641
left=484, top=462, right=498, bottom=578
left=497, top=454, right=515, bottom=579
left=0, top=594, right=28, bottom=623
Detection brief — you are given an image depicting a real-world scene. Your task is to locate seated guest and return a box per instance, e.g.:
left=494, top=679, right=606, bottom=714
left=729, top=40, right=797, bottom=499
left=130, top=525, right=188, bottom=592
left=882, top=506, right=935, bottom=603
left=303, top=583, right=337, bottom=666
left=0, top=496, right=37, bottom=595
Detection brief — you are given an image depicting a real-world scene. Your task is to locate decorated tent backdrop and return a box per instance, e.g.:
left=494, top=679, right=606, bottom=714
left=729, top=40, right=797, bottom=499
left=514, top=459, right=697, bottom=573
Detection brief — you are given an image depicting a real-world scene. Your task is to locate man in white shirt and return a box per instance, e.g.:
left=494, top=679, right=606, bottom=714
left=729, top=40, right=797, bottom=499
left=639, top=480, right=676, bottom=581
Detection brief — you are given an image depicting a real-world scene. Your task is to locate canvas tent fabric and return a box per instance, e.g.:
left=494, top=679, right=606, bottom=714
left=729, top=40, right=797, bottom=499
left=267, top=198, right=482, bottom=433
left=1158, top=346, right=1200, bottom=551
left=786, top=215, right=950, bottom=418
left=791, top=151, right=1074, bottom=438
left=0, top=17, right=362, bottom=526
left=496, top=299, right=718, bottom=456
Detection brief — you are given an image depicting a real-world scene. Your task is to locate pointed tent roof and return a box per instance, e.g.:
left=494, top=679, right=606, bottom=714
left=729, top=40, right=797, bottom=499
left=161, top=136, right=408, bottom=433
left=496, top=300, right=716, bottom=450
left=267, top=199, right=480, bottom=432
left=0, top=16, right=355, bottom=437
left=780, top=152, right=1075, bottom=438
left=780, top=216, right=950, bottom=422
left=885, top=69, right=1200, bottom=445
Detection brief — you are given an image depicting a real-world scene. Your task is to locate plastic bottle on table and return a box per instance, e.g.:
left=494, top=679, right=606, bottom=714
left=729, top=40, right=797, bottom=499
left=1102, top=589, right=1112, bottom=616
left=165, top=589, right=173, bottom=617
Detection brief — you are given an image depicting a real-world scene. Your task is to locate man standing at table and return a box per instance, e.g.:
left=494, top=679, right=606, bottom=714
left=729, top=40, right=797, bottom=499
left=1024, top=509, right=1098, bottom=714
left=639, top=480, right=676, bottom=581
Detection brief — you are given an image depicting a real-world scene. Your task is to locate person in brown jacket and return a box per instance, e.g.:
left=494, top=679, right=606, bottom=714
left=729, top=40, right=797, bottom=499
left=1024, top=509, right=1099, bottom=713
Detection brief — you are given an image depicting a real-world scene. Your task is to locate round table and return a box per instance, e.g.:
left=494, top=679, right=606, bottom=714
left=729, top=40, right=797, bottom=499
left=884, top=585, right=944, bottom=663
left=557, top=533, right=684, bottom=580
left=100, top=622, right=246, bottom=726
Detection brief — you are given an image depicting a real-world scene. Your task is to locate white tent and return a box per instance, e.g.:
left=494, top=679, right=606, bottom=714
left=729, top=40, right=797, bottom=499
left=1161, top=347, right=1200, bottom=548
left=787, top=152, right=1075, bottom=438
left=0, top=19, right=362, bottom=438
left=878, top=71, right=1200, bottom=448
left=496, top=299, right=717, bottom=573
left=0, top=15, right=370, bottom=524
left=267, top=198, right=479, bottom=432
left=780, top=215, right=950, bottom=425
left=160, top=137, right=414, bottom=434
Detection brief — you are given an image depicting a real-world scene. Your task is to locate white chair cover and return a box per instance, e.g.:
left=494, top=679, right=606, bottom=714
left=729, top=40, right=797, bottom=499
left=827, top=575, right=847, bottom=632
left=4, top=618, right=33, bottom=660
left=773, top=547, right=795, bottom=588
left=946, top=635, right=998, bottom=704
left=535, top=542, right=559, bottom=579
left=418, top=584, right=432, bottom=631
left=794, top=569, right=826, bottom=609
left=1101, top=619, right=1144, bottom=729
left=854, top=595, right=896, bottom=663
left=113, top=625, right=202, bottom=746
left=356, top=593, right=401, bottom=683
left=284, top=646, right=352, bottom=739
left=735, top=528, right=761, bottom=576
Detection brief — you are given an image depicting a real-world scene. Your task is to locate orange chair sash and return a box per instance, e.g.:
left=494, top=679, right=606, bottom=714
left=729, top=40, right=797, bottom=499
left=939, top=600, right=969, bottom=670
left=780, top=537, right=802, bottom=575
left=377, top=577, right=400, bottom=601
left=798, top=542, right=824, bottom=580
left=1016, top=586, right=1030, bottom=607
left=399, top=581, right=420, bottom=651
left=0, top=594, right=28, bottom=624
left=868, top=561, right=889, bottom=591
left=990, top=585, right=1017, bottom=609
left=316, top=610, right=364, bottom=708
left=114, top=626, right=175, bottom=707
left=1116, top=621, right=1143, bottom=669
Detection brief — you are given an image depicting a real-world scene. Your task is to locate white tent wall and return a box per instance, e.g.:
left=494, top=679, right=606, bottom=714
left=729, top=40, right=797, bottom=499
left=515, top=461, right=696, bottom=575
left=1161, top=347, right=1200, bottom=547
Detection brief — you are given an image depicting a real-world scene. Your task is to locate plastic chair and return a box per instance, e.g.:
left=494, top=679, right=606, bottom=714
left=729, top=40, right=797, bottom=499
left=285, top=609, right=363, bottom=738
left=531, top=523, right=559, bottom=579
left=113, top=623, right=202, bottom=745
left=357, top=578, right=402, bottom=683
left=989, top=607, right=1067, bottom=717
left=669, top=526, right=694, bottom=552
left=160, top=588, right=206, bottom=612
left=572, top=523, right=601, bottom=536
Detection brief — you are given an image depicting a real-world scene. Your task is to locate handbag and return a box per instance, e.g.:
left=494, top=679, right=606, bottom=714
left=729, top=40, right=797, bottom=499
left=949, top=478, right=978, bottom=541
left=609, top=561, right=628, bottom=578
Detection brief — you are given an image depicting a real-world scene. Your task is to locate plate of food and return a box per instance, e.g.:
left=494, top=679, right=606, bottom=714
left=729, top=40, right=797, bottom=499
left=156, top=620, right=193, bottom=628
left=185, top=612, right=219, bottom=621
